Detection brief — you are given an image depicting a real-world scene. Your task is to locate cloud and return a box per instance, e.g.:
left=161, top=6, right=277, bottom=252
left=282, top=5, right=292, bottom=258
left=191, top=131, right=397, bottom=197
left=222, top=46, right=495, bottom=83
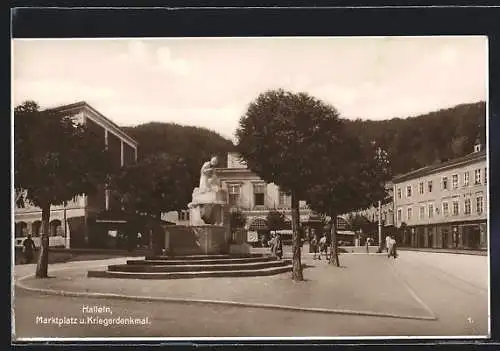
left=156, top=46, right=190, bottom=76
left=115, top=41, right=190, bottom=77
left=125, top=40, right=150, bottom=65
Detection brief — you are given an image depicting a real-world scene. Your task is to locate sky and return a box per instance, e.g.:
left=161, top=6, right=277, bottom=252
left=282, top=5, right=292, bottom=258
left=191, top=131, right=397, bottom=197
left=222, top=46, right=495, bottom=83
left=12, top=36, right=487, bottom=140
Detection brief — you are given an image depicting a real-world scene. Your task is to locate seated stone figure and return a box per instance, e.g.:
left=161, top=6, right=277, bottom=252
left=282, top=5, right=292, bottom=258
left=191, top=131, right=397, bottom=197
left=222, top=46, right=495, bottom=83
left=189, top=156, right=226, bottom=225
left=199, top=156, right=220, bottom=193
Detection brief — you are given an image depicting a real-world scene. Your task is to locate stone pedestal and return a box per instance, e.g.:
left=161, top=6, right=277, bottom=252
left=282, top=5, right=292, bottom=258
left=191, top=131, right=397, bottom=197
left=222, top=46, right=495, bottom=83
left=163, top=224, right=229, bottom=255
left=188, top=188, right=227, bottom=226
left=162, top=183, right=232, bottom=256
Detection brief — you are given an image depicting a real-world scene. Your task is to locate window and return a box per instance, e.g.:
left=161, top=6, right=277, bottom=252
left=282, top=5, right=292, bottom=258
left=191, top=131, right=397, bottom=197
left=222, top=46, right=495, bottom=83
left=484, top=168, right=487, bottom=184
left=419, top=206, right=425, bottom=220
left=442, top=177, right=448, bottom=190
left=428, top=180, right=433, bottom=193
left=278, top=190, right=289, bottom=206
left=428, top=204, right=434, bottom=218
left=406, top=185, right=412, bottom=197
left=475, top=169, right=481, bottom=184
left=476, top=196, right=483, bottom=214
left=452, top=201, right=459, bottom=216
left=397, top=188, right=402, bottom=199
left=407, top=207, right=412, bottom=221
left=397, top=209, right=402, bottom=221
left=228, top=184, right=240, bottom=207
left=442, top=202, right=449, bottom=216
left=464, top=199, right=471, bottom=215
left=463, top=172, right=469, bottom=187
left=253, top=183, right=265, bottom=207
left=452, top=174, right=458, bottom=189
left=419, top=182, right=424, bottom=194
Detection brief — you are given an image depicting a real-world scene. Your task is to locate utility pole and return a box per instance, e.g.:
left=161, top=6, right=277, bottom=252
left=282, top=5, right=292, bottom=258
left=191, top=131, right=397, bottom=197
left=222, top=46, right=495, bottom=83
left=378, top=200, right=382, bottom=249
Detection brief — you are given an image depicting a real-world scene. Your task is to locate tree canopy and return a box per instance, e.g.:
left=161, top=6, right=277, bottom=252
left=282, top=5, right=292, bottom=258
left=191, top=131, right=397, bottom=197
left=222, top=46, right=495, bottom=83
left=229, top=209, right=247, bottom=231
left=266, top=210, right=287, bottom=233
left=235, top=89, right=344, bottom=197
left=109, top=153, right=192, bottom=218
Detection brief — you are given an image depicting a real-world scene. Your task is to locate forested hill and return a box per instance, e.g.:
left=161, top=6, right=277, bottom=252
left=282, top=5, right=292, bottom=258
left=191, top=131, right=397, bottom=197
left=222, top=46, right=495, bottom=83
left=122, top=122, right=235, bottom=167
left=122, top=102, right=485, bottom=179
left=344, top=101, right=486, bottom=176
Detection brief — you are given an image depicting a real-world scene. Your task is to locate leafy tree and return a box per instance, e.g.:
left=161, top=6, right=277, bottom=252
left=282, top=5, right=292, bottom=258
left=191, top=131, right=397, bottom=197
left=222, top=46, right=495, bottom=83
left=236, top=89, right=346, bottom=281
left=14, top=101, right=111, bottom=278
left=109, top=153, right=192, bottom=252
left=266, top=210, right=287, bottom=234
left=229, top=209, right=247, bottom=232
left=109, top=153, right=191, bottom=220
left=306, top=139, right=392, bottom=266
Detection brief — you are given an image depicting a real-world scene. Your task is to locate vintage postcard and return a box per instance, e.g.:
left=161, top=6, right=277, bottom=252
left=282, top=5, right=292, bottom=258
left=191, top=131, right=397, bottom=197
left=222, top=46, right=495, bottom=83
left=12, top=35, right=489, bottom=342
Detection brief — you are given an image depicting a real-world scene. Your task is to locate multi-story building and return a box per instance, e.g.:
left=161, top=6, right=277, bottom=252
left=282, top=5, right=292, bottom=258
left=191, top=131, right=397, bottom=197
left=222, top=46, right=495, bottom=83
left=392, top=142, right=487, bottom=250
left=14, top=101, right=138, bottom=248
left=215, top=152, right=322, bottom=243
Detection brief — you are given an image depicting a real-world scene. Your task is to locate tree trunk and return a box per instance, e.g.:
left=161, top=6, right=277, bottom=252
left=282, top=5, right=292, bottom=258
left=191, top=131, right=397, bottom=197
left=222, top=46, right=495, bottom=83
left=291, top=190, right=303, bottom=281
left=329, top=211, right=340, bottom=267
left=35, top=204, right=50, bottom=278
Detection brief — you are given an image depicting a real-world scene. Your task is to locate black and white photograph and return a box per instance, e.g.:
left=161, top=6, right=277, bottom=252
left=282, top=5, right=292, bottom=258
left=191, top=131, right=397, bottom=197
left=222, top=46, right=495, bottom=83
left=12, top=36, right=489, bottom=341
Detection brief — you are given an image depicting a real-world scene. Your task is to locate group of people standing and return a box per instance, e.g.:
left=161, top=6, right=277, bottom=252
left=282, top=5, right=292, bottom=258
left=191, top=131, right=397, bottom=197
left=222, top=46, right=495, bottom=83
left=310, top=234, right=329, bottom=260
left=364, top=235, right=398, bottom=258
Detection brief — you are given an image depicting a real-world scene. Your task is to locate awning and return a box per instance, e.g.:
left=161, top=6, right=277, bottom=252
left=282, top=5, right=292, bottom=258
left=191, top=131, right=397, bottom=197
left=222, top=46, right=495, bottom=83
left=94, top=211, right=175, bottom=225
left=302, top=214, right=323, bottom=223
left=337, top=230, right=356, bottom=236
left=248, top=218, right=268, bottom=231
left=95, top=219, right=127, bottom=223
left=275, top=229, right=293, bottom=235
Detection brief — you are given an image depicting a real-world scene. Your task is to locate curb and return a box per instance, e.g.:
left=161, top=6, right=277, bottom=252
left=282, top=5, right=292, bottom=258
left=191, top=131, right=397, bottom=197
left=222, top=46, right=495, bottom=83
left=398, top=249, right=487, bottom=256
left=15, top=266, right=437, bottom=322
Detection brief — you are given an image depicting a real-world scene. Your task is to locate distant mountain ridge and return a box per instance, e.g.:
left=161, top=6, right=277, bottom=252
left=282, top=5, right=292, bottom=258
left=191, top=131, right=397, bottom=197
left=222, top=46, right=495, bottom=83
left=343, top=101, right=486, bottom=176
left=122, top=101, right=486, bottom=179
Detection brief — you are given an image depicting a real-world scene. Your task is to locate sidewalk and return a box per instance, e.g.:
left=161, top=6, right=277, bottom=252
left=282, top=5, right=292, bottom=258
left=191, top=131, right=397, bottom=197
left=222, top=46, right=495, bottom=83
left=15, top=254, right=435, bottom=321
left=398, top=247, right=487, bottom=256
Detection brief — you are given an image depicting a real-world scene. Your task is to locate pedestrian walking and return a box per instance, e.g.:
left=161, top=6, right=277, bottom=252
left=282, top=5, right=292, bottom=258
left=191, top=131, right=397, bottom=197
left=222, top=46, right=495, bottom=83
left=137, top=232, right=142, bottom=248
left=385, top=234, right=391, bottom=253
left=388, top=236, right=398, bottom=259
left=318, top=234, right=328, bottom=260
left=311, top=236, right=319, bottom=260
left=365, top=237, right=372, bottom=254
left=22, top=234, right=36, bottom=264
left=274, top=234, right=283, bottom=260
left=268, top=234, right=276, bottom=256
